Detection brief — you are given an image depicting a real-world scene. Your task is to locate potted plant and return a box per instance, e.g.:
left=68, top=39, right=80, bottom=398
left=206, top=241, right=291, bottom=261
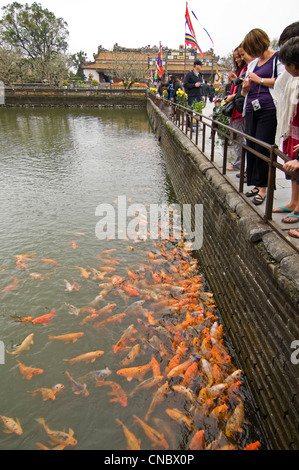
left=91, top=79, right=99, bottom=88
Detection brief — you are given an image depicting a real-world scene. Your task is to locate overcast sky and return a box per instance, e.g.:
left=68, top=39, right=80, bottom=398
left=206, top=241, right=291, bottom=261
left=3, top=0, right=298, bottom=60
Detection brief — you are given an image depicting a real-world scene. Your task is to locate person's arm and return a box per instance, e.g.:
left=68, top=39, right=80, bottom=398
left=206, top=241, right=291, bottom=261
left=247, top=72, right=275, bottom=88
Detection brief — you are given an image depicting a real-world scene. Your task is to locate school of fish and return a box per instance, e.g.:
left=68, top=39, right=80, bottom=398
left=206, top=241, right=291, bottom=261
left=0, top=232, right=261, bottom=450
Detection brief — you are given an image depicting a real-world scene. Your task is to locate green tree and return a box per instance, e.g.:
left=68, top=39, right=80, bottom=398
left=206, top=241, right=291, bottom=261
left=71, top=50, right=87, bottom=80
left=0, top=2, right=69, bottom=80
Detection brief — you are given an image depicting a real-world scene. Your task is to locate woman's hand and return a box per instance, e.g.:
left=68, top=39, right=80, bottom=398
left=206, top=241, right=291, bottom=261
left=241, top=78, right=252, bottom=96
left=247, top=72, right=262, bottom=83
left=228, top=71, right=237, bottom=81
left=225, top=94, right=235, bottom=102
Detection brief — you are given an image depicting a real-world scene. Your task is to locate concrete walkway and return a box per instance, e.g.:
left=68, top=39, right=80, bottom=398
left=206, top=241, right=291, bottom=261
left=193, top=100, right=299, bottom=249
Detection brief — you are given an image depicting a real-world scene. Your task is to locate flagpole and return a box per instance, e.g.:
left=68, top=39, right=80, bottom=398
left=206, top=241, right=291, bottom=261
left=184, top=44, right=187, bottom=80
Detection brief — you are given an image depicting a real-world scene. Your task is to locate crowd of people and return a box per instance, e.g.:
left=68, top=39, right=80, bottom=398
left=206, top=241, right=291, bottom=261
left=156, top=22, right=299, bottom=240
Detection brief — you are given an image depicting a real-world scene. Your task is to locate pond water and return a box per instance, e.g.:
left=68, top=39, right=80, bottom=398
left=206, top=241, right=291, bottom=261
left=0, top=107, right=265, bottom=450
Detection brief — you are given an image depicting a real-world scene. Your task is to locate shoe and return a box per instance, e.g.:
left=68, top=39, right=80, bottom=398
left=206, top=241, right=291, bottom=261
left=281, top=211, right=299, bottom=224
left=252, top=194, right=266, bottom=205
left=245, top=187, right=259, bottom=197
left=236, top=173, right=246, bottom=179
left=226, top=166, right=238, bottom=171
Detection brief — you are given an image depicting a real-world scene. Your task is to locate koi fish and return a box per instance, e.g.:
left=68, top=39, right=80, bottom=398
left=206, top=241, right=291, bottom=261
left=189, top=430, right=205, bottom=450
left=7, top=333, right=34, bottom=356
left=42, top=258, right=62, bottom=267
left=1, top=277, right=19, bottom=293
left=145, top=382, right=169, bottom=421
left=166, top=357, right=194, bottom=379
left=32, top=309, right=56, bottom=325
left=133, top=415, right=169, bottom=449
left=210, top=404, right=228, bottom=422
left=64, top=350, right=104, bottom=365
left=66, top=231, right=86, bottom=236
left=0, top=415, right=23, bottom=435
left=67, top=240, right=77, bottom=249
left=64, top=279, right=81, bottom=292
left=129, top=375, right=163, bottom=397
left=36, top=418, right=77, bottom=448
left=121, top=284, right=141, bottom=296
left=30, top=384, right=64, bottom=401
left=74, top=266, right=90, bottom=278
left=165, top=408, right=194, bottom=431
left=118, top=344, right=143, bottom=367
left=96, top=381, right=127, bottom=407
left=225, top=402, right=245, bottom=437
left=116, top=360, right=153, bottom=382
left=172, top=385, right=198, bottom=403
left=16, top=360, right=44, bottom=380
left=244, top=441, right=261, bottom=450
left=112, top=324, right=137, bottom=354
left=48, top=332, right=84, bottom=344
left=116, top=419, right=141, bottom=450
left=65, top=371, right=89, bottom=397
left=79, top=368, right=112, bottom=383
left=13, top=253, right=36, bottom=262
left=93, top=313, right=126, bottom=329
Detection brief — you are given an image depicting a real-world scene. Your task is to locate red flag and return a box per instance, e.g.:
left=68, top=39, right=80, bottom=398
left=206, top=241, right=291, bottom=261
left=155, top=42, right=164, bottom=78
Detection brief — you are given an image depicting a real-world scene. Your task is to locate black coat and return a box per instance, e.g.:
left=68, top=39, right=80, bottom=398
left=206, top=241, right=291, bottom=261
left=183, top=70, right=203, bottom=98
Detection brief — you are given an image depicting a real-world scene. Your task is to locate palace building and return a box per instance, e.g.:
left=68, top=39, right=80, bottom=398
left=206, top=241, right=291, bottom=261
left=82, top=44, right=229, bottom=84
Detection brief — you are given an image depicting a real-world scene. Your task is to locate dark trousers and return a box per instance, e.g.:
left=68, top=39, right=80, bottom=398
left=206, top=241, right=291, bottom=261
left=244, top=109, right=277, bottom=188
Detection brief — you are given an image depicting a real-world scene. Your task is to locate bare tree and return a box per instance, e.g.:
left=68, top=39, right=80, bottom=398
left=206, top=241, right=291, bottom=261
left=107, top=51, right=148, bottom=89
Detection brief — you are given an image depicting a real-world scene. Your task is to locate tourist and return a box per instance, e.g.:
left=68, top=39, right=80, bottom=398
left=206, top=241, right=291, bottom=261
left=225, top=47, right=247, bottom=172
left=240, top=28, right=285, bottom=206
left=183, top=59, right=205, bottom=128
left=272, top=22, right=299, bottom=234
left=172, top=76, right=183, bottom=103
left=273, top=36, right=299, bottom=238
left=183, top=59, right=204, bottom=107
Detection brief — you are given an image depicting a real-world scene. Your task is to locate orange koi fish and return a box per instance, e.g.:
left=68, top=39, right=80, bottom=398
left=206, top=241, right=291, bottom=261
left=225, top=402, right=246, bottom=437
left=98, top=266, right=116, bottom=272
left=244, top=441, right=261, bottom=450
left=210, top=404, right=228, bottom=422
left=30, top=384, right=64, bottom=401
left=42, top=258, right=62, bottom=267
left=67, top=240, right=77, bottom=249
left=0, top=415, right=23, bottom=435
left=93, top=313, right=126, bottom=329
left=64, top=279, right=81, bottom=292
left=133, top=415, right=169, bottom=449
left=117, top=360, right=153, bottom=382
left=1, top=277, right=19, bottom=293
left=181, top=362, right=198, bottom=387
left=96, top=381, right=127, bottom=407
left=165, top=408, right=194, bottom=431
left=189, top=430, right=205, bottom=450
left=74, top=266, right=90, bottom=278
left=112, top=324, right=137, bottom=354
left=166, top=357, right=194, bottom=379
left=36, top=418, right=77, bottom=448
left=16, top=360, right=44, bottom=380
left=128, top=375, right=163, bottom=397
left=13, top=253, right=36, bottom=262
left=32, top=309, right=56, bottom=325
left=7, top=333, right=34, bottom=356
left=121, top=284, right=141, bottom=297
left=145, top=382, right=169, bottom=421
left=151, top=356, right=161, bottom=377
left=64, top=350, right=104, bottom=365
left=48, top=332, right=84, bottom=344
left=118, top=344, right=142, bottom=367
left=116, top=419, right=141, bottom=450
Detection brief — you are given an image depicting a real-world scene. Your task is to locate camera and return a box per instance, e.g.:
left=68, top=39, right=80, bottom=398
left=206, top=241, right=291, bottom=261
left=233, top=72, right=246, bottom=86
left=252, top=99, right=261, bottom=111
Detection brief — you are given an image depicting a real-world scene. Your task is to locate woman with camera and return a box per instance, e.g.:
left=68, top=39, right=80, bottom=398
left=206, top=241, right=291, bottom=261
left=226, top=47, right=247, bottom=173
left=241, top=28, right=284, bottom=205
